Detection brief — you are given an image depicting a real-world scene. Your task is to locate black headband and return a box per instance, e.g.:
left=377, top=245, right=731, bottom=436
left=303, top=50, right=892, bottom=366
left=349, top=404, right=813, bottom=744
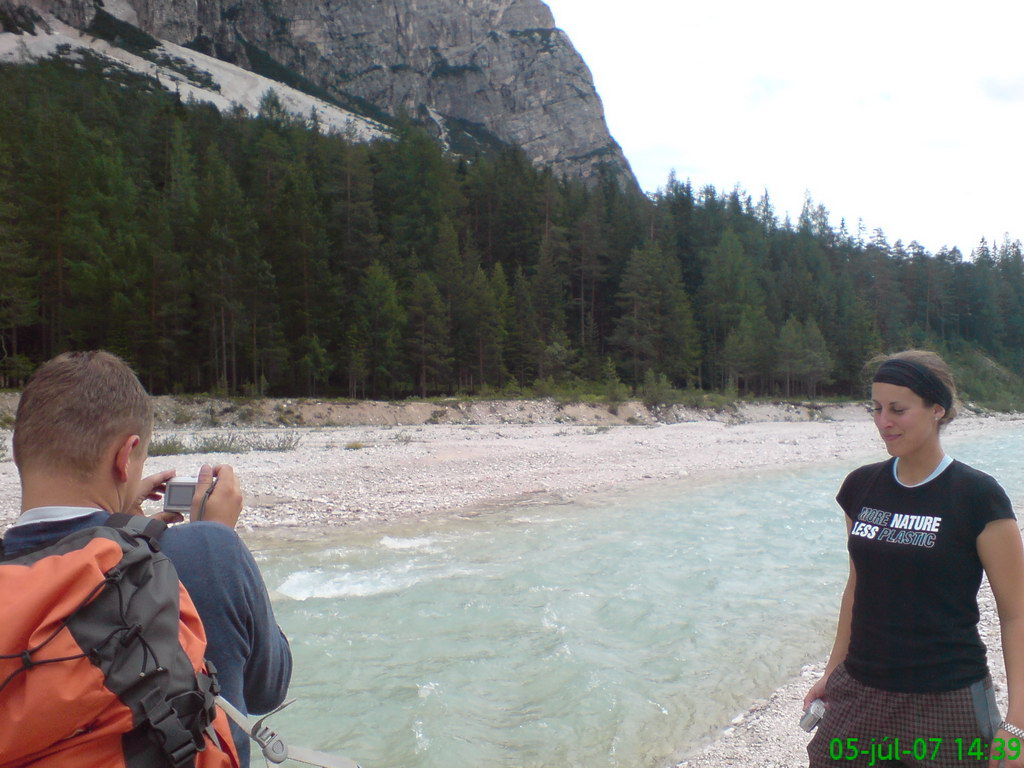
left=872, top=359, right=952, bottom=411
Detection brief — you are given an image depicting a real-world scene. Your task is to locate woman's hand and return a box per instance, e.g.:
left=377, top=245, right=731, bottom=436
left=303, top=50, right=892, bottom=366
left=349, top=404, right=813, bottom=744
left=989, top=726, right=1024, bottom=767
left=803, top=672, right=830, bottom=711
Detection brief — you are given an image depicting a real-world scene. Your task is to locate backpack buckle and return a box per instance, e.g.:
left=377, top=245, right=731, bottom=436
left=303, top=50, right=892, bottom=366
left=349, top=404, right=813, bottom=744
left=139, top=689, right=201, bottom=768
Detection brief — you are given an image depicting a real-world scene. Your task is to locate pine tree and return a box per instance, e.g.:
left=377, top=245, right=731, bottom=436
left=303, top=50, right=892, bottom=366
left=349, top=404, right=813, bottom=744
left=296, top=333, right=331, bottom=396
left=166, top=120, right=199, bottom=244
left=960, top=239, right=1003, bottom=352
left=405, top=272, right=451, bottom=397
left=505, top=266, right=543, bottom=385
left=609, top=243, right=700, bottom=386
left=318, top=139, right=381, bottom=286
left=431, top=216, right=463, bottom=317
left=359, top=261, right=406, bottom=398
left=463, top=147, right=543, bottom=270
left=531, top=228, right=571, bottom=355
left=799, top=318, right=833, bottom=396
left=374, top=120, right=461, bottom=278
left=570, top=193, right=607, bottom=357
left=137, top=120, right=198, bottom=392
left=193, top=148, right=261, bottom=392
left=775, top=316, right=835, bottom=396
left=995, top=239, right=1024, bottom=370
left=18, top=107, right=93, bottom=354
left=488, top=264, right=512, bottom=388
left=721, top=306, right=772, bottom=393
left=775, top=316, right=805, bottom=397
left=0, top=139, right=36, bottom=385
left=134, top=197, right=191, bottom=393
left=462, top=263, right=505, bottom=389
left=62, top=134, right=145, bottom=357
left=610, top=246, right=658, bottom=385
left=256, top=89, right=293, bottom=126
left=700, top=229, right=765, bottom=343
left=343, top=322, right=369, bottom=399
left=276, top=159, right=332, bottom=346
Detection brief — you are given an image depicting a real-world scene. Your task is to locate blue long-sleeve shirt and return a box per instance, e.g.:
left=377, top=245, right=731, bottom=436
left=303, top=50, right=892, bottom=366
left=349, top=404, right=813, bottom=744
left=162, top=522, right=292, bottom=762
left=3, top=510, right=292, bottom=765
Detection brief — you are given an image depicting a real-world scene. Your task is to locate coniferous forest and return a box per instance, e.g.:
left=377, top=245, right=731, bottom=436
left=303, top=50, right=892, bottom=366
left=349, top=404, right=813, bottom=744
left=2, top=58, right=1024, bottom=404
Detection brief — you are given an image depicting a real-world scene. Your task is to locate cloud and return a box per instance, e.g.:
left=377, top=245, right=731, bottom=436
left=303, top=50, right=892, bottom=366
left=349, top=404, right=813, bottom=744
left=749, top=77, right=788, bottom=105
left=544, top=0, right=1024, bottom=252
left=981, top=77, right=1024, bottom=102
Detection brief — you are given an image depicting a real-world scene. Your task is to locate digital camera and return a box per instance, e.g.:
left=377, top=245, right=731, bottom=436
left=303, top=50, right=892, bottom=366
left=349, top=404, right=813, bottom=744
left=800, top=699, right=826, bottom=732
left=163, top=476, right=201, bottom=515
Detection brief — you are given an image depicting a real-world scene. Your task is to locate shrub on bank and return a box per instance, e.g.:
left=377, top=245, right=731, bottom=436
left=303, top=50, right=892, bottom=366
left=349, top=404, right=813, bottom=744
left=149, top=431, right=302, bottom=456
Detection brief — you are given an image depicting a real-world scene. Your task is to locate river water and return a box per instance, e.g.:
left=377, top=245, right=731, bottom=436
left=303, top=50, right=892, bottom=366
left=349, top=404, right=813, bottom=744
left=248, top=424, right=1024, bottom=768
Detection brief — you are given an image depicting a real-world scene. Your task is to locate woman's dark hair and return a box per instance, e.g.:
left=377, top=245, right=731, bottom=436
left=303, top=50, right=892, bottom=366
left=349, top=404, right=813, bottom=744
left=866, top=349, right=958, bottom=427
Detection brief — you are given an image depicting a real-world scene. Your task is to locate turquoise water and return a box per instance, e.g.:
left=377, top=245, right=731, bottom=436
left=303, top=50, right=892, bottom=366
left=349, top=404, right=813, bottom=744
left=248, top=425, right=1024, bottom=768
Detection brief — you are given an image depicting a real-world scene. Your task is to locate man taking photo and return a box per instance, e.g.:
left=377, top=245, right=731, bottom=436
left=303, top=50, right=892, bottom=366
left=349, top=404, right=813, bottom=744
left=1, top=350, right=292, bottom=766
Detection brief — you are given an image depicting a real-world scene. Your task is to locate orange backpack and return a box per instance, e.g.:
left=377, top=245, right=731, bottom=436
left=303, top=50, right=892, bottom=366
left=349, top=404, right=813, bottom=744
left=0, top=514, right=238, bottom=768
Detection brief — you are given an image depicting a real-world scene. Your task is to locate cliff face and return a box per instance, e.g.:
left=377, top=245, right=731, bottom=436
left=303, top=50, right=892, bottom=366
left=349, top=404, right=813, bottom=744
left=17, top=0, right=636, bottom=188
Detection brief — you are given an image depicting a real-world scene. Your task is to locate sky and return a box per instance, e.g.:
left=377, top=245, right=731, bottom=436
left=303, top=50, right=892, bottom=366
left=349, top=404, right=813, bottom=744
left=542, top=0, right=1024, bottom=255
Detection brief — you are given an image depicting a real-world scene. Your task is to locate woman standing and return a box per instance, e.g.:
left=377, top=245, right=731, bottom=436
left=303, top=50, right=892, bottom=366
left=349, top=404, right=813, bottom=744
left=805, top=350, right=1024, bottom=767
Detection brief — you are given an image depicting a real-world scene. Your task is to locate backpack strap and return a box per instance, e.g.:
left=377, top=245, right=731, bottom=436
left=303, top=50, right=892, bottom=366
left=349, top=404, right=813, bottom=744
left=104, top=514, right=216, bottom=768
left=215, top=695, right=362, bottom=768
left=106, top=513, right=168, bottom=549
left=136, top=688, right=207, bottom=767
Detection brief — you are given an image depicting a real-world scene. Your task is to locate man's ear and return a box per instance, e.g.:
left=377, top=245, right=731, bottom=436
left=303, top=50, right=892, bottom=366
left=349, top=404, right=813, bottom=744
left=112, top=435, right=141, bottom=483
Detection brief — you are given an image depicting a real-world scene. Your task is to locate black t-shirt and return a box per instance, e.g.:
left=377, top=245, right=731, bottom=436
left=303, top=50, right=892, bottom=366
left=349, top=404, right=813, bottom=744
left=837, top=458, right=1015, bottom=693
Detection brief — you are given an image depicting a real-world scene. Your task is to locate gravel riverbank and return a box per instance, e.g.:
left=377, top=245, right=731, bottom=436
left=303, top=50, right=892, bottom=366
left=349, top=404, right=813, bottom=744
left=1, top=399, right=885, bottom=532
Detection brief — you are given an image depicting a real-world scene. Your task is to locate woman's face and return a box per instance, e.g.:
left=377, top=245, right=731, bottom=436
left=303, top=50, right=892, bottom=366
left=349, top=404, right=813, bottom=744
left=871, top=381, right=944, bottom=459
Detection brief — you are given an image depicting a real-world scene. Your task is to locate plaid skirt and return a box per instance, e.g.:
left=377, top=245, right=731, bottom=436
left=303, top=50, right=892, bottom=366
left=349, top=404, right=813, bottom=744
left=807, top=663, right=1003, bottom=767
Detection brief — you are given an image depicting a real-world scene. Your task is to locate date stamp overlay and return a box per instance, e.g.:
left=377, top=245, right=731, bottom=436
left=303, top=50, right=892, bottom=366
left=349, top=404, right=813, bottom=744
left=828, top=736, right=1019, bottom=764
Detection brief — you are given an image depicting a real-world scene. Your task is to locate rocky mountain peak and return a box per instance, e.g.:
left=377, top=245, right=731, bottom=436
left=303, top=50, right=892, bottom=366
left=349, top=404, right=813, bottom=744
left=8, top=0, right=637, bottom=189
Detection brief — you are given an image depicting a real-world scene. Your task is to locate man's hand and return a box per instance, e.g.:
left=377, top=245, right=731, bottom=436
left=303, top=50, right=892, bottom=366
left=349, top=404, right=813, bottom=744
left=134, top=469, right=181, bottom=522
left=191, top=463, right=243, bottom=528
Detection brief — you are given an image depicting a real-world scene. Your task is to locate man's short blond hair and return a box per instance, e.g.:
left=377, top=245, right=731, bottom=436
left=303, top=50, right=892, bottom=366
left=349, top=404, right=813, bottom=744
left=13, top=351, right=153, bottom=479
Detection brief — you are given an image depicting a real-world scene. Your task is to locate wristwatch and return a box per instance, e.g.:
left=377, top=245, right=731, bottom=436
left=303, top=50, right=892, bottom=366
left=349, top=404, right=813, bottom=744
left=999, top=721, right=1024, bottom=740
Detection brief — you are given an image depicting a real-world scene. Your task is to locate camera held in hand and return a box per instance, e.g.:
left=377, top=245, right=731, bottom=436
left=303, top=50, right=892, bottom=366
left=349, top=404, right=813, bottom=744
left=800, top=699, right=826, bottom=732
left=164, top=475, right=217, bottom=518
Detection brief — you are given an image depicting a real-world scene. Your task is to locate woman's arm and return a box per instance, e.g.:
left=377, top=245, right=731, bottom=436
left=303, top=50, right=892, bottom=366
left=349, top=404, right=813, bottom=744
left=979, top=518, right=1024, bottom=767
left=804, top=517, right=856, bottom=709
